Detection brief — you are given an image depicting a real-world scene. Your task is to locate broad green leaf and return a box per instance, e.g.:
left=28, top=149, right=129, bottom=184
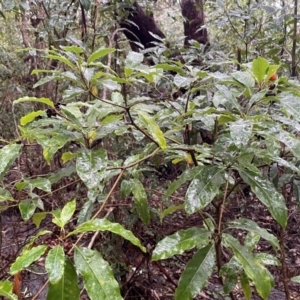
left=185, top=166, right=225, bottom=214
left=223, top=234, right=273, bottom=300
left=130, top=178, right=150, bottom=225
left=214, top=85, right=241, bottom=112
left=255, top=253, right=281, bottom=266
left=77, top=199, right=94, bottom=224
left=0, top=280, right=18, bottom=300
left=13, top=96, right=54, bottom=108
left=240, top=271, right=252, bottom=300
left=25, top=177, right=52, bottom=193
left=20, top=110, right=44, bottom=125
left=252, top=57, right=269, bottom=83
left=46, top=257, right=80, bottom=300
left=244, top=231, right=260, bottom=250
left=155, top=63, right=185, bottom=76
left=19, top=199, right=38, bottom=221
left=152, top=227, right=211, bottom=261
left=0, top=144, right=22, bottom=180
left=175, top=244, right=216, bottom=300
left=291, top=276, right=300, bottom=283
left=32, top=212, right=48, bottom=228
left=223, top=267, right=237, bottom=294
left=160, top=204, right=184, bottom=220
left=102, top=79, right=121, bottom=91
left=120, top=179, right=132, bottom=198
left=45, top=245, right=65, bottom=284
left=280, top=92, right=300, bottom=122
left=238, top=167, right=287, bottom=228
left=62, top=46, right=84, bottom=54
left=125, top=51, right=144, bottom=67
left=69, top=218, right=146, bottom=252
left=227, top=218, right=279, bottom=249
left=52, top=199, right=76, bottom=230
left=74, top=246, right=122, bottom=300
left=232, top=71, right=255, bottom=88
left=229, top=119, right=252, bottom=147
left=87, top=48, right=115, bottom=65
left=76, top=148, right=107, bottom=190
left=9, top=245, right=47, bottom=275
left=0, top=188, right=13, bottom=202
left=46, top=54, right=76, bottom=70
left=60, top=105, right=84, bottom=128
left=61, top=151, right=78, bottom=163
left=138, top=111, right=166, bottom=149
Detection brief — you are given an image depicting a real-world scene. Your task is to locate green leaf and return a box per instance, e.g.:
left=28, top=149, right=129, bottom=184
left=185, top=166, right=225, bottom=214
left=62, top=46, right=84, bottom=54
left=229, top=119, right=252, bottom=147
left=175, top=244, right=216, bottom=300
left=80, top=0, right=91, bottom=10
left=280, top=92, right=300, bottom=122
left=252, top=57, right=269, bottom=83
left=20, top=110, right=44, bottom=125
left=9, top=245, right=47, bottom=275
left=130, top=178, right=150, bottom=225
left=69, top=218, right=146, bottom=252
left=0, top=280, right=18, bottom=300
left=120, top=179, right=132, bottom=198
left=138, top=111, right=166, bottom=149
left=87, top=48, right=115, bottom=65
left=238, top=167, right=287, bottom=228
left=76, top=148, right=107, bottom=190
left=0, top=188, right=13, bottom=202
left=152, top=227, right=211, bottom=261
left=45, top=245, right=65, bottom=284
left=19, top=199, right=38, bottom=221
left=160, top=204, right=184, bottom=220
left=223, top=234, right=273, bottom=300
left=74, top=246, right=122, bottom=300
left=52, top=199, right=76, bottom=230
left=291, top=276, right=300, bottom=283
left=46, top=257, right=80, bottom=300
left=32, top=212, right=48, bottom=228
left=46, top=54, right=76, bottom=70
left=240, top=271, right=252, bottom=300
left=13, top=96, right=54, bottom=108
left=155, top=63, right=185, bottom=76
left=232, top=71, right=255, bottom=88
left=227, top=218, right=279, bottom=249
left=223, top=267, right=237, bottom=294
left=25, top=177, right=52, bottom=193
left=0, top=144, right=22, bottom=181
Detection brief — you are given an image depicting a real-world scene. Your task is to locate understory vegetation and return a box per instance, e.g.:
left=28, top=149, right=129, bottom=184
left=0, top=0, right=300, bottom=299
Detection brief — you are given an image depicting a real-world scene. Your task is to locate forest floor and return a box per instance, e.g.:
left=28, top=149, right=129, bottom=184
left=1, top=175, right=300, bottom=300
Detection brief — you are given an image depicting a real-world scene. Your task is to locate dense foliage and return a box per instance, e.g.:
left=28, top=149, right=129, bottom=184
left=0, top=0, right=300, bottom=299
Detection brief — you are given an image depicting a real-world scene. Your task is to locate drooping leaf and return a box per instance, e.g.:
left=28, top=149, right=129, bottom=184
left=20, top=110, right=44, bottom=125
left=232, top=71, right=255, bottom=88
left=45, top=245, right=65, bottom=284
left=223, top=234, right=273, bottom=300
left=13, top=96, right=54, bottom=108
left=130, top=178, right=150, bottom=225
left=240, top=271, right=252, bottom=300
left=76, top=148, right=107, bottom=190
left=227, top=218, right=279, bottom=249
left=0, top=144, right=22, bottom=181
left=46, top=54, right=76, bottom=70
left=175, top=244, right=216, bottom=300
left=238, top=167, right=287, bottom=228
left=185, top=166, right=226, bottom=214
left=138, top=111, right=166, bottom=149
left=152, top=227, right=211, bottom=261
left=74, top=246, right=122, bottom=300
left=223, top=267, right=237, bottom=294
left=0, top=280, right=18, bottom=300
left=69, top=218, right=146, bottom=252
left=9, top=245, right=47, bottom=275
left=46, top=257, right=80, bottom=300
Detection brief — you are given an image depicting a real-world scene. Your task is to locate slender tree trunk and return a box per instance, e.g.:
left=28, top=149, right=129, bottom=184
left=291, top=0, right=298, bottom=77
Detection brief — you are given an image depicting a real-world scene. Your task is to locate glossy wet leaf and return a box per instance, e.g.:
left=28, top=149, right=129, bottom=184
left=13, top=96, right=54, bottom=108
left=240, top=271, right=252, bottom=300
left=252, top=57, right=269, bottom=83
left=185, top=166, right=225, bottom=214
left=52, top=199, right=76, bottom=230
left=87, top=48, right=115, bottom=65
left=238, top=167, right=287, bottom=228
left=0, top=144, right=22, bottom=181
left=229, top=119, right=252, bottom=147
left=46, top=257, right=80, bottom=300
left=255, top=253, right=281, bottom=266
left=76, top=148, right=107, bottom=190
left=45, top=245, right=65, bottom=284
left=232, top=71, right=255, bottom=88
left=9, top=245, right=47, bottom=275
left=223, top=234, right=273, bottom=300
left=152, top=227, right=211, bottom=261
left=74, top=246, right=122, bottom=300
left=130, top=178, right=150, bottom=225
left=25, top=177, right=52, bottom=193
left=0, top=280, right=17, bottom=300
left=227, top=218, right=279, bottom=249
left=120, top=179, right=132, bottom=198
left=138, top=111, right=166, bottom=149
left=223, top=267, right=237, bottom=294
left=19, top=199, right=38, bottom=221
left=77, top=199, right=94, bottom=224
left=69, top=218, right=146, bottom=252
left=279, top=92, right=300, bottom=121
left=175, top=244, right=216, bottom=300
